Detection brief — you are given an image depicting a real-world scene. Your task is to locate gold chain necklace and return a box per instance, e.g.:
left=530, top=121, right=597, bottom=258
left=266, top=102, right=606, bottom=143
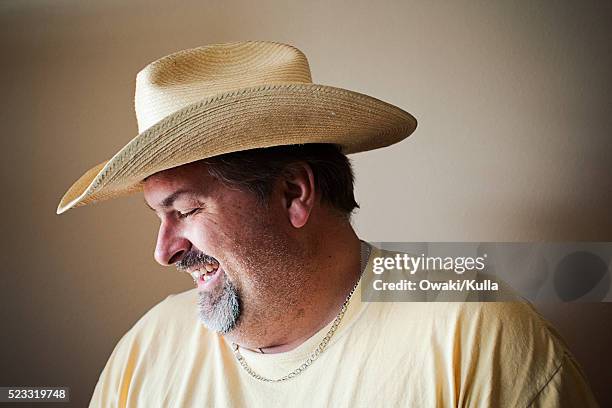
left=231, top=243, right=370, bottom=382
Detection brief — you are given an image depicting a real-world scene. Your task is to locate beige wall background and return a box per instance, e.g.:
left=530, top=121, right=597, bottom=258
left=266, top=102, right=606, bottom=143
left=1, top=1, right=610, bottom=406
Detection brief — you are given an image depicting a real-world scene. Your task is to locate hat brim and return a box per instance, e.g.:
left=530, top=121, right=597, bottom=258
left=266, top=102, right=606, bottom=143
left=57, top=83, right=417, bottom=214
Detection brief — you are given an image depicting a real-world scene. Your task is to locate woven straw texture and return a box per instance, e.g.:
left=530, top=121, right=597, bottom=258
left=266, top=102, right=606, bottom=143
left=57, top=41, right=417, bottom=214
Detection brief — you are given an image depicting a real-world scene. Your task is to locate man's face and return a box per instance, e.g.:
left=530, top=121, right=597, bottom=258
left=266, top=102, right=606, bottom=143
left=143, top=161, right=307, bottom=336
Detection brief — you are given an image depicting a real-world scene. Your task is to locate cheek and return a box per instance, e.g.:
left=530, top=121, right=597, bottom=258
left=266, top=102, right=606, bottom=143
left=184, top=215, right=240, bottom=256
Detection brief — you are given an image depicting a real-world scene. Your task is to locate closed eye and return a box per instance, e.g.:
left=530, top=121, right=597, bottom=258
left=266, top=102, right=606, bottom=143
left=177, top=208, right=200, bottom=219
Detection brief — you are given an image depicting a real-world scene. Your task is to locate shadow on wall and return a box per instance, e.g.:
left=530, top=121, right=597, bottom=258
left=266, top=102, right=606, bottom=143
left=514, top=202, right=612, bottom=407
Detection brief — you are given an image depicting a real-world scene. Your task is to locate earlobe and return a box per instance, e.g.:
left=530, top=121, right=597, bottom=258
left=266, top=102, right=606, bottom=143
left=288, top=203, right=309, bottom=228
left=282, top=164, right=316, bottom=229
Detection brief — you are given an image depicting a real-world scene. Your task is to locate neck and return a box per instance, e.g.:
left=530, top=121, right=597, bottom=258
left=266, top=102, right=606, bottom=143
left=226, top=224, right=363, bottom=354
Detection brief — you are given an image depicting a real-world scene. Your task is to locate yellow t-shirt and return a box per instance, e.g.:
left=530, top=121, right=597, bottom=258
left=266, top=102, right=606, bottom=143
left=90, top=244, right=598, bottom=407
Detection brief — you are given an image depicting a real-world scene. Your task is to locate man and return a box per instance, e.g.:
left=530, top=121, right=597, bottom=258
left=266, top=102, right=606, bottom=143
left=58, top=41, right=598, bottom=406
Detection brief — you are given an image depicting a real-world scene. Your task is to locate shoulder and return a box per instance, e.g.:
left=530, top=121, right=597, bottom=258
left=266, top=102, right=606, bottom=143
left=89, top=289, right=206, bottom=406
left=366, top=292, right=596, bottom=406
left=404, top=300, right=596, bottom=406
left=448, top=300, right=569, bottom=369
left=135, top=288, right=199, bottom=325
left=385, top=299, right=567, bottom=355
left=97, top=288, right=203, bottom=368
left=402, top=300, right=570, bottom=367
left=475, top=301, right=598, bottom=406
left=122, top=288, right=201, bottom=344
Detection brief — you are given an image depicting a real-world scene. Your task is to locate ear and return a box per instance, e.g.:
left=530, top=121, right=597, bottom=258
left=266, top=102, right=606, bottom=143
left=279, top=163, right=316, bottom=228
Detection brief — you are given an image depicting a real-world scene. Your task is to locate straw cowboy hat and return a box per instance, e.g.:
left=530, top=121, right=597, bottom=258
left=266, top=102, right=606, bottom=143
left=57, top=41, right=417, bottom=214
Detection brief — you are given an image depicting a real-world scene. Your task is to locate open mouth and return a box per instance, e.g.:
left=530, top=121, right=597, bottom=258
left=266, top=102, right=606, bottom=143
left=189, top=260, right=222, bottom=289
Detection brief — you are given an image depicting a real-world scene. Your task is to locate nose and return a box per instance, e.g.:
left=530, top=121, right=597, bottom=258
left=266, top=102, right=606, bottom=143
left=154, top=219, right=191, bottom=266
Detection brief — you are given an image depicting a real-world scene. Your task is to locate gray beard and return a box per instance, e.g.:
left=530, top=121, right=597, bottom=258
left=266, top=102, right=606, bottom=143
left=197, top=274, right=241, bottom=334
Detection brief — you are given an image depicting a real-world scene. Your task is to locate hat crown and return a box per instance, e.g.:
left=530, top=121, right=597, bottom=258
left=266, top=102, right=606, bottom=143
left=134, top=41, right=313, bottom=133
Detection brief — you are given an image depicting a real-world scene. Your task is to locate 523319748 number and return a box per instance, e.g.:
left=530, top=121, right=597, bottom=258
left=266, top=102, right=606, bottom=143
left=0, top=387, right=69, bottom=402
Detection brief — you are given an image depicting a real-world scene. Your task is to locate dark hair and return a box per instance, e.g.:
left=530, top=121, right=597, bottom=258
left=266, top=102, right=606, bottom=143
left=201, top=144, right=359, bottom=217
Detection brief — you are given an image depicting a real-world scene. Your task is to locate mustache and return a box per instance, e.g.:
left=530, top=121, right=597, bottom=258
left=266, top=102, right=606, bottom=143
left=175, top=250, right=219, bottom=271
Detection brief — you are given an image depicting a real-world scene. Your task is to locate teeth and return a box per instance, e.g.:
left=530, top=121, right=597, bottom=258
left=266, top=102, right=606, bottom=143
left=190, top=271, right=200, bottom=282
left=189, top=264, right=219, bottom=284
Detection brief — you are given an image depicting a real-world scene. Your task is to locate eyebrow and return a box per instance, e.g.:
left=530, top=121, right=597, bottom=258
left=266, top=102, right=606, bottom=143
left=145, top=189, right=199, bottom=211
